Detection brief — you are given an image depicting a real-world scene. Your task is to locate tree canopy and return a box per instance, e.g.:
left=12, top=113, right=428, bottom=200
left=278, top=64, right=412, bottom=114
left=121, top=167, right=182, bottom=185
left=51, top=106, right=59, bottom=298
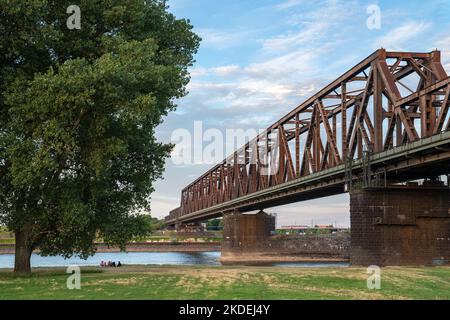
left=0, top=0, right=200, bottom=272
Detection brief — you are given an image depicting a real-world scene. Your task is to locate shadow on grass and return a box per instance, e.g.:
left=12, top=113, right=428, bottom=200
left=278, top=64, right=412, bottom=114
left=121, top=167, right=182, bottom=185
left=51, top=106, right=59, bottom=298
left=0, top=267, right=103, bottom=279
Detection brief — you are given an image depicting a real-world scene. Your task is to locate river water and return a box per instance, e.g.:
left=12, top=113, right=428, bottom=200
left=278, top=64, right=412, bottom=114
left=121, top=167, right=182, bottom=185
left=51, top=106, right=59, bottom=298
left=0, top=252, right=349, bottom=268
left=0, top=252, right=221, bottom=268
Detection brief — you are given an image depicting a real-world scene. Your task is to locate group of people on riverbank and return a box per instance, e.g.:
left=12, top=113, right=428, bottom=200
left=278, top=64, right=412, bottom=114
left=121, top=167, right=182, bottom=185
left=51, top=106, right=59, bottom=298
left=100, top=261, right=122, bottom=268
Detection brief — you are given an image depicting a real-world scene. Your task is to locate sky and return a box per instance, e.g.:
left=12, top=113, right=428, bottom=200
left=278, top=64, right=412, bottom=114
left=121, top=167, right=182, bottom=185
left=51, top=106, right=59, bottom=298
left=151, top=0, right=450, bottom=227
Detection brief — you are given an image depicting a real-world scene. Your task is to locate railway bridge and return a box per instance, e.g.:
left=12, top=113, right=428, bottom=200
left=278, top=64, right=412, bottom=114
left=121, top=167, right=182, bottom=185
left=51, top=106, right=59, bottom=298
left=165, top=49, right=450, bottom=266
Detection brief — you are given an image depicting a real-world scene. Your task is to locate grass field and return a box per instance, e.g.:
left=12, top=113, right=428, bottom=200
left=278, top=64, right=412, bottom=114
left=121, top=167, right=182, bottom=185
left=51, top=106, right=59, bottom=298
left=0, top=265, right=449, bottom=300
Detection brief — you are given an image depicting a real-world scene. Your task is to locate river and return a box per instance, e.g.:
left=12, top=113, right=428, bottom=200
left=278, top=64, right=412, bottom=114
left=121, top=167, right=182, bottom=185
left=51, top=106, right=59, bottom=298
left=0, top=251, right=350, bottom=268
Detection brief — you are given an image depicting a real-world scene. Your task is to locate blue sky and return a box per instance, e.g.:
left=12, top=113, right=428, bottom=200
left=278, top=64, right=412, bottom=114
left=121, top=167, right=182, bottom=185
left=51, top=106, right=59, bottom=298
left=151, top=0, right=450, bottom=227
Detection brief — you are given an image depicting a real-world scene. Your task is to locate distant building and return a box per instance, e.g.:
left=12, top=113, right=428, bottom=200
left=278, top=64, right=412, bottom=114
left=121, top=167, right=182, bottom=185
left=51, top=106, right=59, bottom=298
left=277, top=225, right=349, bottom=235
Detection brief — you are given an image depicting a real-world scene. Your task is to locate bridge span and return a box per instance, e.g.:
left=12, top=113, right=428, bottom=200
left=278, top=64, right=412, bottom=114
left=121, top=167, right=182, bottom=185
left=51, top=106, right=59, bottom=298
left=165, top=49, right=450, bottom=266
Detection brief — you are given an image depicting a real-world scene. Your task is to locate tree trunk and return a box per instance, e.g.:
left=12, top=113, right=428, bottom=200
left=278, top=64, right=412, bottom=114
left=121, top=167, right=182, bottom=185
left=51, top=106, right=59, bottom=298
left=14, top=231, right=32, bottom=273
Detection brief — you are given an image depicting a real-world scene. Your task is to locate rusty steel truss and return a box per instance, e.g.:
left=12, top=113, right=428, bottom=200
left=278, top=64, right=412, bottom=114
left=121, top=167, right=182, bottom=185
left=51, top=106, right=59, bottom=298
left=166, top=49, right=450, bottom=225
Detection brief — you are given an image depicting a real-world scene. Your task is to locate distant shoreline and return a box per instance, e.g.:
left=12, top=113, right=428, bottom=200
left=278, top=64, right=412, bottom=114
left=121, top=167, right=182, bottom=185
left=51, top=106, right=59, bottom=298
left=0, top=242, right=222, bottom=255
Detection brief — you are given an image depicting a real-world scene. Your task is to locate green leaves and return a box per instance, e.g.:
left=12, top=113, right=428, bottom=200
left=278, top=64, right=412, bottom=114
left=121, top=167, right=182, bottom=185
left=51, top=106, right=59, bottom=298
left=0, top=0, right=200, bottom=262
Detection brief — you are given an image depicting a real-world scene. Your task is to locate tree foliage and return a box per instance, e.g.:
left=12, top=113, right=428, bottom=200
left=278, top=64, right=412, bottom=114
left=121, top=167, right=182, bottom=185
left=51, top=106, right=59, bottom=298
left=0, top=0, right=200, bottom=269
left=206, top=218, right=223, bottom=230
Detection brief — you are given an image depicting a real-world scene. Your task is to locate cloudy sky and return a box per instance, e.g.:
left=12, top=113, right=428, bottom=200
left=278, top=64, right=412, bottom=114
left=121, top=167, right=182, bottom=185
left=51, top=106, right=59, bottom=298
left=151, top=0, right=450, bottom=227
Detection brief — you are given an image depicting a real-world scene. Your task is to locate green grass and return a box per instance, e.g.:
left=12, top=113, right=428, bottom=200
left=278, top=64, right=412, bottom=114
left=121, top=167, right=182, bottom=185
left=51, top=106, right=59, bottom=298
left=0, top=227, right=13, bottom=238
left=0, top=238, right=14, bottom=245
left=1, top=265, right=450, bottom=300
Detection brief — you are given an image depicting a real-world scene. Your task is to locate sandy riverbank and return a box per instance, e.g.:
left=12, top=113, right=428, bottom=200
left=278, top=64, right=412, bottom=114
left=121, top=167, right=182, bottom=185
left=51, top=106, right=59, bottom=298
left=221, top=253, right=349, bottom=265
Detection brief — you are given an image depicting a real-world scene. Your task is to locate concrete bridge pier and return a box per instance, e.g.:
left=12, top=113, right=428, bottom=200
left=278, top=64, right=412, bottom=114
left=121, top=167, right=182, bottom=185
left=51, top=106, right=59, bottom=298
left=221, top=210, right=276, bottom=264
left=350, top=184, right=450, bottom=266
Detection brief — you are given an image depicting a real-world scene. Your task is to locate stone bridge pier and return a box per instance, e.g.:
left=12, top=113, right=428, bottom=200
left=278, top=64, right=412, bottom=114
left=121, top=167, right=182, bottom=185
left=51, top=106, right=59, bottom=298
left=221, top=211, right=276, bottom=264
left=350, top=185, right=450, bottom=266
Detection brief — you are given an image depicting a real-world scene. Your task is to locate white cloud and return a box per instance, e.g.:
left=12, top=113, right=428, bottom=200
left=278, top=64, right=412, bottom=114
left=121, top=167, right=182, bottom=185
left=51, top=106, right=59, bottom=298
left=211, top=65, right=241, bottom=76
left=189, top=66, right=209, bottom=77
left=154, top=0, right=362, bottom=177
left=247, top=48, right=320, bottom=78
left=150, top=194, right=181, bottom=218
left=276, top=0, right=304, bottom=10
left=184, top=43, right=329, bottom=114
left=374, top=21, right=432, bottom=51
left=196, top=28, right=254, bottom=50
left=262, top=0, right=358, bottom=54
left=260, top=22, right=329, bottom=53
left=182, top=0, right=360, bottom=122
left=285, top=0, right=358, bottom=26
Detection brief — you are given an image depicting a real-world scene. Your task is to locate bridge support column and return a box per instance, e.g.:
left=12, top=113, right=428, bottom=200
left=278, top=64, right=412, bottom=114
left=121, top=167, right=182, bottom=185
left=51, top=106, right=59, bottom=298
left=221, top=211, right=275, bottom=264
left=350, top=185, right=450, bottom=266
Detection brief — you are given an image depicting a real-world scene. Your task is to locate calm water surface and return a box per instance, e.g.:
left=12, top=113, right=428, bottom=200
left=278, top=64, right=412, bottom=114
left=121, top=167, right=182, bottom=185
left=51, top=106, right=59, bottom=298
left=0, top=252, right=350, bottom=268
left=0, top=252, right=221, bottom=268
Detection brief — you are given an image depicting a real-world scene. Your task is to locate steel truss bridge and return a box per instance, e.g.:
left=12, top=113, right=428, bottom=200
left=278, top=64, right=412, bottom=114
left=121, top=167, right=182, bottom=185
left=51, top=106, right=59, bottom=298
left=165, top=49, right=450, bottom=226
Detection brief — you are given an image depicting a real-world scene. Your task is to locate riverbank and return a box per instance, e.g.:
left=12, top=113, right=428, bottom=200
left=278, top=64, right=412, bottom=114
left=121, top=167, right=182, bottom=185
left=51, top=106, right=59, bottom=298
left=221, top=233, right=350, bottom=264
left=1, top=265, right=449, bottom=300
left=0, top=242, right=221, bottom=255
left=221, top=253, right=348, bottom=265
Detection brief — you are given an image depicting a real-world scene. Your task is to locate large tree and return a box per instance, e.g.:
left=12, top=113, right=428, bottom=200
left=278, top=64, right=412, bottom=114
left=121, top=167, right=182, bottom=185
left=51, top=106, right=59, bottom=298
left=0, top=0, right=200, bottom=272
